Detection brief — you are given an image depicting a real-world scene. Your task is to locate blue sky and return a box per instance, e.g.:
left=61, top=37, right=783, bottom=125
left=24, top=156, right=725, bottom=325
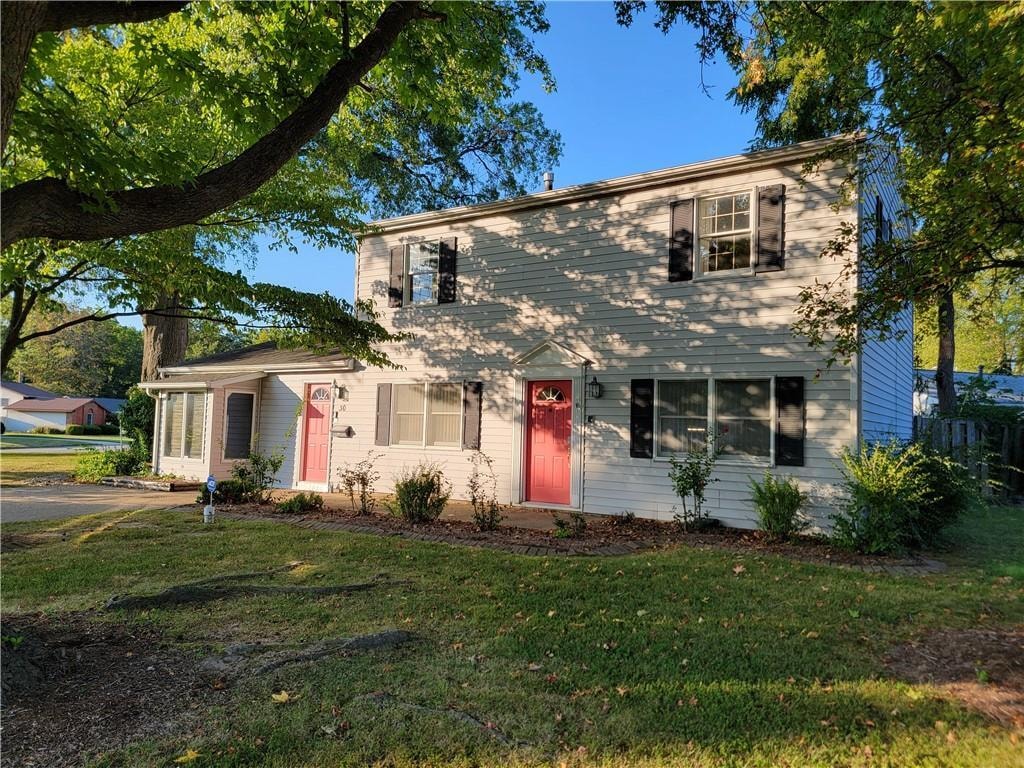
left=208, top=2, right=757, bottom=311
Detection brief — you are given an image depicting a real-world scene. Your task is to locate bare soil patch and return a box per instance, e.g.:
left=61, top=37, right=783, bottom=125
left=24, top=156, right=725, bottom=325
left=885, top=627, right=1024, bottom=728
left=1, top=612, right=222, bottom=768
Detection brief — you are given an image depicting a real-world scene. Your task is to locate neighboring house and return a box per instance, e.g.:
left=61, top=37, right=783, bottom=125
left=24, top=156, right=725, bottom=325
left=142, top=136, right=913, bottom=528
left=1, top=379, right=58, bottom=431
left=914, top=368, right=1024, bottom=414
left=4, top=397, right=111, bottom=432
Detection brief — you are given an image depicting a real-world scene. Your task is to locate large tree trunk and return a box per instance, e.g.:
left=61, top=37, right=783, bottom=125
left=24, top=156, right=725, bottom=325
left=935, top=287, right=957, bottom=414
left=140, top=292, right=188, bottom=381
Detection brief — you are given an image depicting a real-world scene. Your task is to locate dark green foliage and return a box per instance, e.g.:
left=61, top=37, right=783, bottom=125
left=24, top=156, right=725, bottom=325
left=388, top=464, right=451, bottom=524
left=99, top=423, right=120, bottom=435
left=74, top=449, right=143, bottom=482
left=467, top=451, right=504, bottom=531
left=276, top=492, right=324, bottom=515
left=831, top=441, right=977, bottom=554
left=81, top=425, right=101, bottom=435
left=30, top=426, right=64, bottom=434
left=119, top=387, right=155, bottom=453
left=750, top=473, right=809, bottom=540
left=65, top=424, right=85, bottom=435
left=198, top=479, right=248, bottom=505
left=552, top=511, right=587, bottom=539
left=668, top=439, right=719, bottom=530
left=230, top=448, right=286, bottom=505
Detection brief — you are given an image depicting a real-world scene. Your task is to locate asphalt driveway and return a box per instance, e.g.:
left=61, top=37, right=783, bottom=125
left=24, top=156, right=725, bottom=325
left=1, top=485, right=192, bottom=522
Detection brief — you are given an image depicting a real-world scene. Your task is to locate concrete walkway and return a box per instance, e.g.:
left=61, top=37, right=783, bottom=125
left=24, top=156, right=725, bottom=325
left=1, top=485, right=190, bottom=522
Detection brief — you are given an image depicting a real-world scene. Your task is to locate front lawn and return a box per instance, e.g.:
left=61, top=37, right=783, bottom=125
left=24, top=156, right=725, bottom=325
left=0, top=451, right=79, bottom=486
left=0, top=431, right=129, bottom=449
left=1, top=506, right=1021, bottom=767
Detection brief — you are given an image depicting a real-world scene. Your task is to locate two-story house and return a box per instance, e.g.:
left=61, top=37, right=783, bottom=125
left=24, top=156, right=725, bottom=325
left=143, top=135, right=913, bottom=528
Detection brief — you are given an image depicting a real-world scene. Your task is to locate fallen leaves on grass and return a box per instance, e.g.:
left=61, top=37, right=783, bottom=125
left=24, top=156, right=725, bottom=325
left=174, top=749, right=202, bottom=764
left=271, top=690, right=297, bottom=704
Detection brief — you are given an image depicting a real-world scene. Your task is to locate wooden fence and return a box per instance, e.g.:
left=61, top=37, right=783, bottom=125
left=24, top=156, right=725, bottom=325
left=913, top=416, right=1024, bottom=498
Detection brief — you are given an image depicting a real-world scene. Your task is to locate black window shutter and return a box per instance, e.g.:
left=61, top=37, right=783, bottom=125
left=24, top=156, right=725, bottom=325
left=462, top=380, right=483, bottom=449
left=775, top=376, right=804, bottom=466
left=388, top=247, right=404, bottom=308
left=874, top=194, right=884, bottom=245
left=755, top=184, right=786, bottom=272
left=668, top=199, right=694, bottom=282
left=438, top=237, right=457, bottom=304
left=375, top=383, right=392, bottom=446
left=630, top=379, right=655, bottom=458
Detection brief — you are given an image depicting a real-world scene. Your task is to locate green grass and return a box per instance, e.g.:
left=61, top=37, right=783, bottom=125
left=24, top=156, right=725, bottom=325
left=2, top=506, right=1022, bottom=767
left=0, top=451, right=79, bottom=485
left=0, top=431, right=129, bottom=449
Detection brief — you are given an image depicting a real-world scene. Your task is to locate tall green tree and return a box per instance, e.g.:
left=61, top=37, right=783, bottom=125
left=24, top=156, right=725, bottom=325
left=617, top=1, right=1024, bottom=410
left=1, top=1, right=561, bottom=374
left=5, top=304, right=143, bottom=397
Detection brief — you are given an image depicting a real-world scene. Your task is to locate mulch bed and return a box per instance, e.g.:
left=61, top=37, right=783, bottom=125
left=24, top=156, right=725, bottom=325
left=885, top=627, right=1024, bottom=728
left=216, top=504, right=943, bottom=570
left=1, top=612, right=223, bottom=768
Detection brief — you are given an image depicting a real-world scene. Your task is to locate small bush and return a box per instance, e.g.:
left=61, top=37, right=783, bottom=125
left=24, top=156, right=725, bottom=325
left=276, top=492, right=324, bottom=514
left=388, top=463, right=450, bottom=523
left=612, top=511, right=637, bottom=526
left=99, top=424, right=120, bottom=435
left=552, top=511, right=587, bottom=539
left=229, top=447, right=285, bottom=505
left=66, top=424, right=85, bottom=435
left=75, top=449, right=143, bottom=482
left=831, top=440, right=976, bottom=554
left=197, top=478, right=249, bottom=505
left=668, top=438, right=719, bottom=530
left=750, top=473, right=809, bottom=539
left=467, top=451, right=504, bottom=531
left=82, top=424, right=102, bottom=435
left=32, top=425, right=65, bottom=434
left=338, top=451, right=381, bottom=515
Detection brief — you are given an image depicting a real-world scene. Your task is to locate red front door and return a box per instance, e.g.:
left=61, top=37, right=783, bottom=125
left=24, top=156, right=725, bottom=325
left=301, top=384, right=331, bottom=483
left=525, top=379, right=572, bottom=505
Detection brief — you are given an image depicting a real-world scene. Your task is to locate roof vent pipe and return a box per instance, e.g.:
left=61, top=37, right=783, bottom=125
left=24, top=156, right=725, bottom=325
left=543, top=171, right=554, bottom=191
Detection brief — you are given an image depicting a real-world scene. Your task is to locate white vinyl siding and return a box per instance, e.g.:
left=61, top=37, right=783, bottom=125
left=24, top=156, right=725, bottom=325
left=346, top=151, right=863, bottom=528
left=391, top=383, right=462, bottom=448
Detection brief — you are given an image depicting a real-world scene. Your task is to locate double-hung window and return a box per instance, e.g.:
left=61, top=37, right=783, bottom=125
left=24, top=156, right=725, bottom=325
left=391, top=383, right=462, bottom=447
left=407, top=242, right=440, bottom=305
left=697, top=192, right=752, bottom=274
left=655, top=378, right=772, bottom=460
left=164, top=391, right=206, bottom=460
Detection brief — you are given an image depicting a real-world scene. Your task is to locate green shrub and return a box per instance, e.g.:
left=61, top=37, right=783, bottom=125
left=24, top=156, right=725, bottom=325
left=338, top=451, right=381, bottom=515
left=750, top=473, right=809, bottom=539
left=82, top=424, right=102, bottom=435
left=276, top=492, right=324, bottom=514
left=74, top=449, right=143, bottom=482
left=99, top=424, right=120, bottom=435
left=31, top=425, right=65, bottom=434
left=65, top=424, right=85, bottom=435
left=552, top=511, right=587, bottom=539
left=229, top=448, right=285, bottom=504
left=668, top=438, right=719, bottom=530
left=467, top=451, right=504, bottom=531
left=197, top=478, right=249, bottom=505
left=388, top=463, right=450, bottom=523
left=120, top=386, right=155, bottom=453
left=831, top=440, right=977, bottom=554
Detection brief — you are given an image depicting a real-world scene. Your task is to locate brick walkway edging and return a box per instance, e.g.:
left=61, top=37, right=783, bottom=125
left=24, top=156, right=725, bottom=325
left=214, top=511, right=948, bottom=576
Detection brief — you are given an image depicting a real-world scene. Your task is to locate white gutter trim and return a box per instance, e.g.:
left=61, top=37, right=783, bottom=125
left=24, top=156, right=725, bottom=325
left=363, top=135, right=862, bottom=236
left=138, top=372, right=267, bottom=390
left=157, top=361, right=356, bottom=376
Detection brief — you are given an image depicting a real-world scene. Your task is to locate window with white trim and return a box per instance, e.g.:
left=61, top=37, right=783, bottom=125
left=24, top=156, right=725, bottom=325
left=715, top=379, right=771, bottom=458
left=697, top=192, right=752, bottom=274
left=224, top=392, right=255, bottom=460
left=655, top=378, right=772, bottom=460
left=163, top=391, right=206, bottom=459
left=406, top=242, right=440, bottom=305
left=391, top=383, right=462, bottom=447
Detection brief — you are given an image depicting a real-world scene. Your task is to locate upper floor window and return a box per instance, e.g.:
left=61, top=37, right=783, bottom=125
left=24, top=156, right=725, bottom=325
left=698, top=192, right=751, bottom=274
left=407, top=242, right=440, bottom=305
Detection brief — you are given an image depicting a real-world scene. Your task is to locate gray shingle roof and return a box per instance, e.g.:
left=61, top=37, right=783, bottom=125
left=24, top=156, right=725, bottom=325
left=176, top=342, right=352, bottom=369
left=1, top=380, right=57, bottom=399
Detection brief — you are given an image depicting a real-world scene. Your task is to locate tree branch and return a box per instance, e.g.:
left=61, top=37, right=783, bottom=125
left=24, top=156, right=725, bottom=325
left=1, top=2, right=433, bottom=248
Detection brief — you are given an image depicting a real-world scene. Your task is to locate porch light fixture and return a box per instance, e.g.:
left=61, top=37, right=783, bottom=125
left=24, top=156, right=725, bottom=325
left=586, top=376, right=603, bottom=399
left=333, top=383, right=348, bottom=400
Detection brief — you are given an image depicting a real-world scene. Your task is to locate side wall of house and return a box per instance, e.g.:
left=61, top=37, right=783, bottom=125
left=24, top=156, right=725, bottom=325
left=858, top=149, right=915, bottom=441
left=335, top=157, right=860, bottom=528
left=208, top=381, right=261, bottom=481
